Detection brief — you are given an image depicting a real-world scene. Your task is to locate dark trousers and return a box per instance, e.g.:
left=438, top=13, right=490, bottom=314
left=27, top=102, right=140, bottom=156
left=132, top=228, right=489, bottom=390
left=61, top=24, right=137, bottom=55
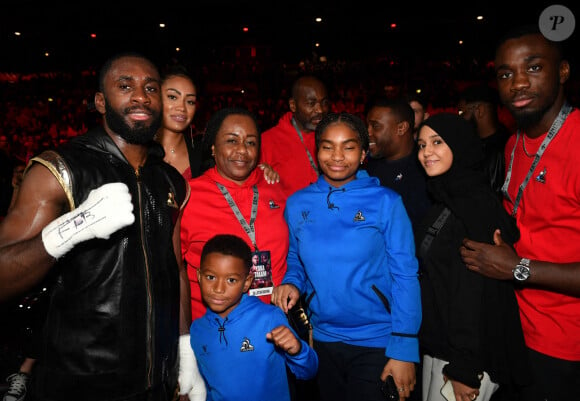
left=288, top=367, right=320, bottom=401
left=30, top=384, right=176, bottom=401
left=314, top=340, right=390, bottom=401
left=518, top=347, right=580, bottom=401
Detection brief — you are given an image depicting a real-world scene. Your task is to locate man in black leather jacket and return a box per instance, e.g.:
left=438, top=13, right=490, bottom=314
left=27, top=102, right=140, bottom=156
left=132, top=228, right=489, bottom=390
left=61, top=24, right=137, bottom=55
left=0, top=53, right=205, bottom=400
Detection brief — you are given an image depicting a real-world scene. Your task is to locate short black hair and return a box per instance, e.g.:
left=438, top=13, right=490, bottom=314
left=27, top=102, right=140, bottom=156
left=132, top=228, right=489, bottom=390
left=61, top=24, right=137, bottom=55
left=98, top=51, right=156, bottom=93
left=496, top=23, right=565, bottom=62
left=200, top=234, right=252, bottom=271
left=365, top=96, right=415, bottom=129
left=315, top=111, right=369, bottom=151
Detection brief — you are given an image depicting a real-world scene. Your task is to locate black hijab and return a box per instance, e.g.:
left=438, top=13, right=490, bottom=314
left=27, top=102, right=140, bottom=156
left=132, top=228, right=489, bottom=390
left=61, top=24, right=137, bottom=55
left=421, top=113, right=519, bottom=244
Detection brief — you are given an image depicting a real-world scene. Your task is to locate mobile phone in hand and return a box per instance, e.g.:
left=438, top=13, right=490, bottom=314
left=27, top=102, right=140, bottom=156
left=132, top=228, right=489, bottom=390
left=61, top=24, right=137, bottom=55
left=380, top=375, right=399, bottom=400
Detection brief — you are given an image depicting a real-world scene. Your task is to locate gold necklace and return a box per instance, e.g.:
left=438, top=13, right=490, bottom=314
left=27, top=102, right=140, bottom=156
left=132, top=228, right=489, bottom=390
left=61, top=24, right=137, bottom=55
left=522, top=135, right=537, bottom=157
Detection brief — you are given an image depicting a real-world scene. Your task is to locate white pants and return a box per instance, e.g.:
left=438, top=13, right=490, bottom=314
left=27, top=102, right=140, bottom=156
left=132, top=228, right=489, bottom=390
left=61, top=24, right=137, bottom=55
left=422, top=355, right=499, bottom=401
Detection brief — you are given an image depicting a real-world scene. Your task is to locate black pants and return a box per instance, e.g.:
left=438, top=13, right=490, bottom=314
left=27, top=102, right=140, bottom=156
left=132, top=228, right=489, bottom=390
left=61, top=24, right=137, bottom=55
left=30, top=382, right=177, bottom=401
left=518, top=347, right=580, bottom=401
left=314, top=340, right=390, bottom=401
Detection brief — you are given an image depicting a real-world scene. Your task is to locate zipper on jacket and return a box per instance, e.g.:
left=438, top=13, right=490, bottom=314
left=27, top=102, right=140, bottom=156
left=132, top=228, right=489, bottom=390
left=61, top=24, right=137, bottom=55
left=372, top=284, right=391, bottom=314
left=136, top=167, right=154, bottom=388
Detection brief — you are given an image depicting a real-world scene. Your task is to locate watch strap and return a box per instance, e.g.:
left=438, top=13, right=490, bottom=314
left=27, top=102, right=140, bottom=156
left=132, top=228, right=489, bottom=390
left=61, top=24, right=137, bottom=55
left=520, top=258, right=531, bottom=267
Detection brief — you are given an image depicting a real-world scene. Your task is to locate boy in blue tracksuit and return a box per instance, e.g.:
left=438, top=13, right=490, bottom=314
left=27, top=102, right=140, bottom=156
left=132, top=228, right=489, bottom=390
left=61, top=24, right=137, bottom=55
left=272, top=112, right=422, bottom=401
left=190, top=234, right=318, bottom=401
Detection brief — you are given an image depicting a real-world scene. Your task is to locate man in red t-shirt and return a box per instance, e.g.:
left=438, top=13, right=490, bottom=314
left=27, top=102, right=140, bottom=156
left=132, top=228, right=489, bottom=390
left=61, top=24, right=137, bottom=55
left=460, top=24, right=580, bottom=401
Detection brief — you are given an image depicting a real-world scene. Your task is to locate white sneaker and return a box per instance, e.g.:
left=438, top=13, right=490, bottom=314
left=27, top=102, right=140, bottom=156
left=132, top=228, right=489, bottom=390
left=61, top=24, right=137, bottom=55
left=3, top=372, right=29, bottom=401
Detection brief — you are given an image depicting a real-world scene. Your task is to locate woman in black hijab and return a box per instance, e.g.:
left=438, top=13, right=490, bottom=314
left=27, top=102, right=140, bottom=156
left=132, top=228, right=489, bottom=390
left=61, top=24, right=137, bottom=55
left=415, top=113, right=529, bottom=401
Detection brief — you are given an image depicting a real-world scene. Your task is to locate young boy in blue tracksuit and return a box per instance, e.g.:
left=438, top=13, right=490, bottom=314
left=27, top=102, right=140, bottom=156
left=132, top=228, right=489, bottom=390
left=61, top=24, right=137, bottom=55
left=190, top=234, right=318, bottom=401
left=271, top=112, right=422, bottom=401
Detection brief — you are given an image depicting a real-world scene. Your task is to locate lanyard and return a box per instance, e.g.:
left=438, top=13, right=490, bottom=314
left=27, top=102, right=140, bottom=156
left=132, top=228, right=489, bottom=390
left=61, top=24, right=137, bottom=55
left=291, top=117, right=319, bottom=177
left=502, top=102, right=572, bottom=216
left=217, top=183, right=259, bottom=250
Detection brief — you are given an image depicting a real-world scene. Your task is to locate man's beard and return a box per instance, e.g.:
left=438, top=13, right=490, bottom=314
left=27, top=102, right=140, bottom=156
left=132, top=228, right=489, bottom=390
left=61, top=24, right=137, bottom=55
left=510, top=107, right=547, bottom=131
left=507, top=81, right=560, bottom=132
left=104, top=101, right=161, bottom=145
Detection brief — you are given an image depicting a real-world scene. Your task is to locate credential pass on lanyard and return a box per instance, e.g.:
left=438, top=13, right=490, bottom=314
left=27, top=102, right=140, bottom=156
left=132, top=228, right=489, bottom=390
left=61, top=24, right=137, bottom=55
left=502, top=102, right=572, bottom=217
left=291, top=117, right=319, bottom=177
left=216, top=183, right=259, bottom=250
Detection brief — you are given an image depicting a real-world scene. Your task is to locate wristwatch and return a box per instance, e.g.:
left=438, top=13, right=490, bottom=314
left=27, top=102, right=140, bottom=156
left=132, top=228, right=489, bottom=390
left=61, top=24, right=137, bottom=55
left=513, top=258, right=531, bottom=281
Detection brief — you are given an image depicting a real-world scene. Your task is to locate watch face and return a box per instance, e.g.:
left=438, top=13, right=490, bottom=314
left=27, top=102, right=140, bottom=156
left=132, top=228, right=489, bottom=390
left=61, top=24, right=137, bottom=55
left=514, top=265, right=530, bottom=281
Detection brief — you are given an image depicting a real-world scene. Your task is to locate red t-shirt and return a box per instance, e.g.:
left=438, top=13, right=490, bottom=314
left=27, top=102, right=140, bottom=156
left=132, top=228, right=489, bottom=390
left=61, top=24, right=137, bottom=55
left=181, top=166, right=289, bottom=320
left=503, top=108, right=580, bottom=360
left=260, top=111, right=319, bottom=198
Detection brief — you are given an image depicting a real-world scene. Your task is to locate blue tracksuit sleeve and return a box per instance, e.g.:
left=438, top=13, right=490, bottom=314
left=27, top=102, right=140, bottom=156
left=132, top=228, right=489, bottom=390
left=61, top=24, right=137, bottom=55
left=385, top=196, right=422, bottom=362
left=285, top=337, right=319, bottom=380
left=272, top=307, right=318, bottom=379
left=282, top=205, right=308, bottom=293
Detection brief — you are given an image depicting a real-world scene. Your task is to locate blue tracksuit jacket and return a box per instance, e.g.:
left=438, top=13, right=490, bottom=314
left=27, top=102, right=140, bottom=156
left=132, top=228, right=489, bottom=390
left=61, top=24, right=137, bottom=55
left=283, top=170, right=422, bottom=362
left=190, top=294, right=318, bottom=401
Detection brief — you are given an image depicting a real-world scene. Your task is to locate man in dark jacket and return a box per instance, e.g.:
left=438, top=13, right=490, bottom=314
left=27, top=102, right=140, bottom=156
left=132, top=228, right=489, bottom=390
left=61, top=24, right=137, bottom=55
left=0, top=53, right=205, bottom=401
left=457, top=84, right=512, bottom=199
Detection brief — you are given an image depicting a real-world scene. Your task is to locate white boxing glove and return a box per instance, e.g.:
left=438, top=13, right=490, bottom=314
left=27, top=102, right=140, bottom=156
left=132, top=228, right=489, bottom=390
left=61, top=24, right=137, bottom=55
left=179, top=334, right=206, bottom=401
left=42, top=182, right=135, bottom=259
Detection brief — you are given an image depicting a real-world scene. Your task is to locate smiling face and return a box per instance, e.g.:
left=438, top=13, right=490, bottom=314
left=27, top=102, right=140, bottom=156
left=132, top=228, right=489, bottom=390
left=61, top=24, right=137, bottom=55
left=96, top=55, right=162, bottom=144
left=366, top=105, right=400, bottom=159
left=197, top=252, right=254, bottom=318
left=317, top=121, right=366, bottom=187
left=161, top=75, right=197, bottom=134
left=417, top=125, right=453, bottom=177
left=212, top=114, right=259, bottom=184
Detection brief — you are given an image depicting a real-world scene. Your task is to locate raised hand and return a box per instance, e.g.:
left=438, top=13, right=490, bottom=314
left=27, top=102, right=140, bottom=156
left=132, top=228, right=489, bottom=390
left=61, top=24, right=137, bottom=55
left=42, top=182, right=135, bottom=259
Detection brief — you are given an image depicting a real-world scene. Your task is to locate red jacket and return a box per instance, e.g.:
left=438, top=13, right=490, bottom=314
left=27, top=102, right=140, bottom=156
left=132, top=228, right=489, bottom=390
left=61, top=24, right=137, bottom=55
left=181, top=166, right=289, bottom=320
left=260, top=111, right=319, bottom=198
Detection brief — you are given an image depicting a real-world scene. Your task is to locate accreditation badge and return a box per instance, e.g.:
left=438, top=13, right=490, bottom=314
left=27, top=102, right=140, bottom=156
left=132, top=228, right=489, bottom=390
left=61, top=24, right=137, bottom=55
left=249, top=250, right=273, bottom=296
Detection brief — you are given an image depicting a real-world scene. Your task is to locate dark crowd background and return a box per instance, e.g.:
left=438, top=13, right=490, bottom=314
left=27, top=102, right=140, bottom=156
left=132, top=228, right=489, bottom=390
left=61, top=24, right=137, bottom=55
left=0, top=0, right=579, bottom=394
